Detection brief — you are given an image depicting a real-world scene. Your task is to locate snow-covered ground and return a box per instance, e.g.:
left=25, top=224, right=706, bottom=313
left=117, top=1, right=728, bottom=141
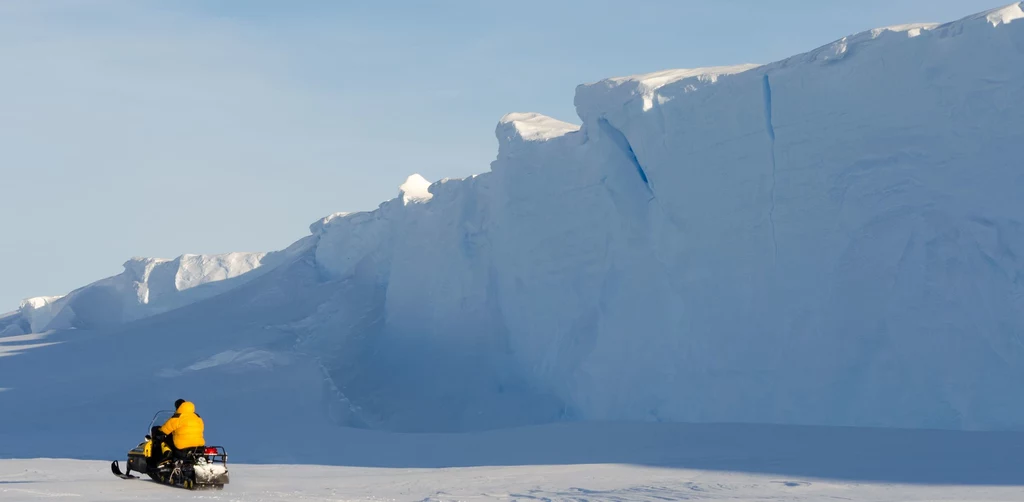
left=5, top=414, right=1024, bottom=499
left=3, top=452, right=1024, bottom=501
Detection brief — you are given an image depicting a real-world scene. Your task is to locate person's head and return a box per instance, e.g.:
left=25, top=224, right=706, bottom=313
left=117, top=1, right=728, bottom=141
left=174, top=399, right=186, bottom=410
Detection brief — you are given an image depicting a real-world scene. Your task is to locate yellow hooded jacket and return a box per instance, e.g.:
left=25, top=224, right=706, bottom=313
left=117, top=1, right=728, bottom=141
left=159, top=401, right=205, bottom=449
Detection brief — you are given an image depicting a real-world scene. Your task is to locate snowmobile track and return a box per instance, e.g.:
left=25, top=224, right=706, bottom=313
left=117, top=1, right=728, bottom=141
left=111, top=461, right=224, bottom=490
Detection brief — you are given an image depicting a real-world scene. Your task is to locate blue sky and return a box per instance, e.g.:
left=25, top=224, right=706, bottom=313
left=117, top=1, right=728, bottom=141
left=0, top=0, right=1003, bottom=310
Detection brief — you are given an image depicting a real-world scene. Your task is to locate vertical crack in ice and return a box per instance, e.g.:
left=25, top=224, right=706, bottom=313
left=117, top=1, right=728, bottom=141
left=762, top=74, right=779, bottom=264
left=598, top=118, right=654, bottom=198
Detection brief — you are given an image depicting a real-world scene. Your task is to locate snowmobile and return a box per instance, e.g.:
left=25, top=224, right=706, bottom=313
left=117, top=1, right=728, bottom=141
left=110, top=410, right=229, bottom=490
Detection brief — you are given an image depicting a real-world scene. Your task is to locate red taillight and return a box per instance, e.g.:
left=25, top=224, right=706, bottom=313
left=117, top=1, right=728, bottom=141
left=204, top=447, right=218, bottom=454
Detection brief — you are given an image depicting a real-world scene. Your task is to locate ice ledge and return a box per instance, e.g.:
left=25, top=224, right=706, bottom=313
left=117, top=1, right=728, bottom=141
left=497, top=112, right=580, bottom=143
left=572, top=2, right=1023, bottom=122
left=795, top=2, right=1023, bottom=65
left=584, top=65, right=762, bottom=114
left=574, top=64, right=761, bottom=122
left=20, top=296, right=64, bottom=311
left=309, top=212, right=353, bottom=235
left=976, top=1, right=1024, bottom=27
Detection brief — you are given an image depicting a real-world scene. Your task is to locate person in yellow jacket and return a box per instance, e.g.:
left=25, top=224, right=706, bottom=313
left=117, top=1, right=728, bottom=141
left=160, top=399, right=205, bottom=449
left=149, top=399, right=205, bottom=469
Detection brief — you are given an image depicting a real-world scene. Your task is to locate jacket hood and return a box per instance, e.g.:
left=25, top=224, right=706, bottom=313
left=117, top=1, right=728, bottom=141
left=176, top=401, right=195, bottom=414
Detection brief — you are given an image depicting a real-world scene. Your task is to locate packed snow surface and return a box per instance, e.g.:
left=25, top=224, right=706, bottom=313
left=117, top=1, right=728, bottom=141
left=3, top=3, right=1024, bottom=458
left=3, top=451, right=1024, bottom=501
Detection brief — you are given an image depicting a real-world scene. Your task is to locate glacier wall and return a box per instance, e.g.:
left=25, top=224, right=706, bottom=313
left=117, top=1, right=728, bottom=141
left=304, top=4, right=1024, bottom=430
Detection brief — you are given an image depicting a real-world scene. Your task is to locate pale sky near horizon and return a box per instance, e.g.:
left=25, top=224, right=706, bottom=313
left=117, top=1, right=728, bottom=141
left=0, top=0, right=1004, bottom=310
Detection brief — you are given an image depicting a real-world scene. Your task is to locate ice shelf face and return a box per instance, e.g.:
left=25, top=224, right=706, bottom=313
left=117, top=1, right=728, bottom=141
left=4, top=3, right=1024, bottom=433
left=307, top=4, right=1024, bottom=430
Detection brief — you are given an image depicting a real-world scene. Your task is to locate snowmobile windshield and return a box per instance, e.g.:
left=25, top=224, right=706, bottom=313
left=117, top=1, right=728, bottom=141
left=148, top=410, right=175, bottom=431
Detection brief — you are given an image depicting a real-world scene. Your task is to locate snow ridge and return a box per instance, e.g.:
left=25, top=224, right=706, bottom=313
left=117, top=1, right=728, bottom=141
left=3, top=251, right=277, bottom=333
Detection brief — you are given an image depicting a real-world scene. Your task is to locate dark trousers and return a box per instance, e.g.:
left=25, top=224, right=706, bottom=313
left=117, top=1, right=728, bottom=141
left=148, top=427, right=175, bottom=469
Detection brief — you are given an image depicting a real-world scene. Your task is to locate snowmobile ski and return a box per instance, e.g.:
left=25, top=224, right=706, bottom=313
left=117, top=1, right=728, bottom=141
left=110, top=460, right=138, bottom=479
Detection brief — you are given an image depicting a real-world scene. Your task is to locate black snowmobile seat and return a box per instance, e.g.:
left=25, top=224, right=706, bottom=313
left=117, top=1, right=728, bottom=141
left=175, top=446, right=207, bottom=459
